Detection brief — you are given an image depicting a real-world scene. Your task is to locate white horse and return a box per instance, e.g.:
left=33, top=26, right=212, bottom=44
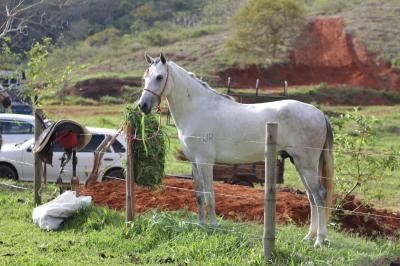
left=138, top=53, right=334, bottom=247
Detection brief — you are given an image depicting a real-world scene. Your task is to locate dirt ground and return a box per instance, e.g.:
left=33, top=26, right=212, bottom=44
left=80, top=176, right=400, bottom=239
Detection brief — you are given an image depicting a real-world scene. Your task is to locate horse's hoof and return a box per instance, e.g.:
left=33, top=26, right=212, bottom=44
left=313, top=238, right=328, bottom=248
left=210, top=220, right=218, bottom=227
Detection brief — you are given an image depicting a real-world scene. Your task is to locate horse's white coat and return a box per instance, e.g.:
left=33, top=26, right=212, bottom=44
left=139, top=56, right=333, bottom=247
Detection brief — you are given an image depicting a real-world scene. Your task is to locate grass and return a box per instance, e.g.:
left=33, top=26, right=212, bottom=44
left=0, top=179, right=399, bottom=265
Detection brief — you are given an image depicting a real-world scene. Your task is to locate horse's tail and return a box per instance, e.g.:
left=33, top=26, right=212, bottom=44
left=320, top=116, right=334, bottom=221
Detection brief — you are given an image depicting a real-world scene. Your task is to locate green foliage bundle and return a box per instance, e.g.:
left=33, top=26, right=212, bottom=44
left=332, top=108, right=400, bottom=200
left=123, top=104, right=166, bottom=187
left=228, top=0, right=305, bottom=62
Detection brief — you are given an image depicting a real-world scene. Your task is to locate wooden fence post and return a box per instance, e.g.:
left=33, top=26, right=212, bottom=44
left=125, top=122, right=135, bottom=223
left=34, top=108, right=43, bottom=206
left=227, top=77, right=231, bottom=95
left=255, top=79, right=260, bottom=96
left=284, top=81, right=288, bottom=96
left=264, top=122, right=278, bottom=259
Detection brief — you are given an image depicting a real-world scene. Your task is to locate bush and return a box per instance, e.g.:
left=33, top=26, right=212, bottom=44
left=123, top=86, right=143, bottom=102
left=85, top=27, right=122, bottom=47
left=99, top=95, right=124, bottom=104
left=123, top=104, right=166, bottom=187
left=42, top=95, right=98, bottom=105
left=331, top=108, right=400, bottom=200
left=138, top=29, right=176, bottom=46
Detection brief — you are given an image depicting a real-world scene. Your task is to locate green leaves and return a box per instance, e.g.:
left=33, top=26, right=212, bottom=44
left=331, top=108, right=400, bottom=199
left=228, top=0, right=306, bottom=62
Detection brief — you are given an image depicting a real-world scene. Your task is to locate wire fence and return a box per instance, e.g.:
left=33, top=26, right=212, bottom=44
left=1, top=117, right=400, bottom=242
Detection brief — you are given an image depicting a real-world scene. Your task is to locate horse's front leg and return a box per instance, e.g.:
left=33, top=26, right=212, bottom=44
left=196, top=161, right=217, bottom=225
left=192, top=163, right=206, bottom=224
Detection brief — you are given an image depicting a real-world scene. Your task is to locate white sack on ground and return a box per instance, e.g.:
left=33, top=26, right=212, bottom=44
left=32, top=191, right=92, bottom=230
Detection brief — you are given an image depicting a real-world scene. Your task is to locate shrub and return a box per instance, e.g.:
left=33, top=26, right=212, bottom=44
left=99, top=95, right=124, bottom=104
left=331, top=108, right=400, bottom=200
left=138, top=29, right=176, bottom=46
left=85, top=27, right=122, bottom=47
left=43, top=95, right=98, bottom=105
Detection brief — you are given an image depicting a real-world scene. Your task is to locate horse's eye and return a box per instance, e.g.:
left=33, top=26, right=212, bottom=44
left=156, top=75, right=163, bottom=81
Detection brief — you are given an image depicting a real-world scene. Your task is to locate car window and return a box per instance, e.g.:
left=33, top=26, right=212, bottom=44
left=0, top=120, right=34, bottom=134
left=81, top=134, right=104, bottom=152
left=112, top=140, right=126, bottom=153
left=11, top=105, right=33, bottom=115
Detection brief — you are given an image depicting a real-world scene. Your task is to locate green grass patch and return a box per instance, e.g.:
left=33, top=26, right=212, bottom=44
left=0, top=179, right=399, bottom=265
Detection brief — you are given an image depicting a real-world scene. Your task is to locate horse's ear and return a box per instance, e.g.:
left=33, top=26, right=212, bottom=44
left=144, top=52, right=154, bottom=65
left=160, top=52, right=166, bottom=64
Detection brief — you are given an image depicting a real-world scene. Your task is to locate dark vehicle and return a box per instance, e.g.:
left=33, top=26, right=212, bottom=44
left=10, top=101, right=33, bottom=115
left=0, top=71, right=32, bottom=115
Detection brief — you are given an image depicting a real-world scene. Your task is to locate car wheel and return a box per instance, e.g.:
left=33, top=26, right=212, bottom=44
left=0, top=165, right=17, bottom=180
left=103, top=169, right=125, bottom=181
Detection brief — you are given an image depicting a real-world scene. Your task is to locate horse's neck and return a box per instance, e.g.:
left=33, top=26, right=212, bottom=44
left=166, top=64, right=212, bottom=128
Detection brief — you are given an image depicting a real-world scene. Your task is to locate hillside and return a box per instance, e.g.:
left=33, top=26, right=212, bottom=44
left=21, top=0, right=400, bottom=98
left=310, top=0, right=400, bottom=63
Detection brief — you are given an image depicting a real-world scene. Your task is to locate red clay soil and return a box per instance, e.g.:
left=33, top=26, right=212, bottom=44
left=80, top=176, right=400, bottom=239
left=220, top=16, right=400, bottom=91
left=70, top=77, right=141, bottom=99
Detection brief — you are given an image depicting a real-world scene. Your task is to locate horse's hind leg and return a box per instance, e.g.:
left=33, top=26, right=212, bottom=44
left=196, top=162, right=218, bottom=225
left=192, top=163, right=206, bottom=224
left=303, top=190, right=318, bottom=241
left=294, top=158, right=327, bottom=247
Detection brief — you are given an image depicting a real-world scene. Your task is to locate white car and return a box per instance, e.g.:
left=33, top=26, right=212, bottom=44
left=0, top=114, right=36, bottom=145
left=0, top=127, right=126, bottom=183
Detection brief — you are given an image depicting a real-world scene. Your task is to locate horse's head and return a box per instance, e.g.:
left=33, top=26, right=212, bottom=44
left=139, top=52, right=170, bottom=115
left=0, top=86, right=11, bottom=109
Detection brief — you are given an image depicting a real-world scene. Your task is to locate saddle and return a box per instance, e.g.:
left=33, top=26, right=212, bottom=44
left=33, top=119, right=92, bottom=166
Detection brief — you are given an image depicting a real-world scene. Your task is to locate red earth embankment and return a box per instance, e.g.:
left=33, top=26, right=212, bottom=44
left=220, top=16, right=400, bottom=91
left=80, top=177, right=400, bottom=239
left=70, top=77, right=141, bottom=99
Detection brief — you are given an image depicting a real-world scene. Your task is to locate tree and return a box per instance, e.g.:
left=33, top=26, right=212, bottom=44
left=0, top=0, right=44, bottom=40
left=0, top=0, right=73, bottom=51
left=228, top=0, right=305, bottom=61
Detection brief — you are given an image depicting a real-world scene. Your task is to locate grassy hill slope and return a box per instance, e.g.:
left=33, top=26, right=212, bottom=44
left=43, top=0, right=400, bottom=91
left=310, top=0, right=400, bottom=64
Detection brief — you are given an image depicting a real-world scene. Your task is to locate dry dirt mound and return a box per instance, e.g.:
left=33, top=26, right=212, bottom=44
left=220, top=16, right=400, bottom=91
left=70, top=77, right=141, bottom=99
left=80, top=177, right=400, bottom=239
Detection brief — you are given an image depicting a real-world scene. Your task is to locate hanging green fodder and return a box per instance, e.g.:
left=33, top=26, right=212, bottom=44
left=123, top=104, right=166, bottom=187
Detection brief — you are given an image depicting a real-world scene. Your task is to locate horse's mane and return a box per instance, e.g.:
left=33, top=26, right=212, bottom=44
left=170, top=62, right=235, bottom=101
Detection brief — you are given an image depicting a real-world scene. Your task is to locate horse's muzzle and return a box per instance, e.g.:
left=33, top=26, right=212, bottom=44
left=2, top=97, right=11, bottom=108
left=139, top=101, right=151, bottom=115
